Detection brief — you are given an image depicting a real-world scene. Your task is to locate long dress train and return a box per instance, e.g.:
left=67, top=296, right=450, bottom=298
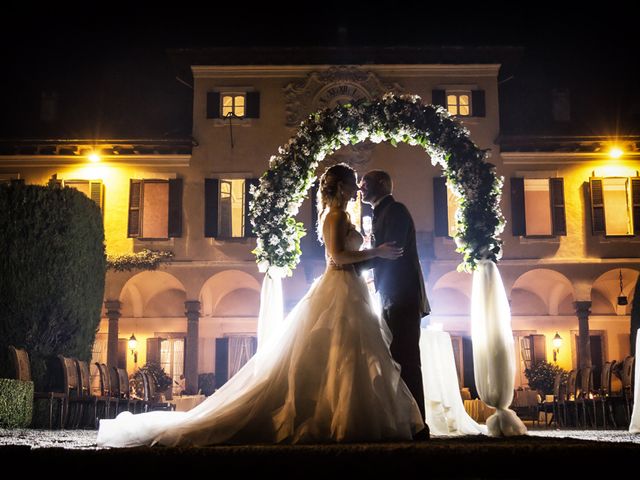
left=97, top=229, right=424, bottom=446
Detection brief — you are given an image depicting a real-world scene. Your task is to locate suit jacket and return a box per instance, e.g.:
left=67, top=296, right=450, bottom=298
left=372, top=195, right=430, bottom=316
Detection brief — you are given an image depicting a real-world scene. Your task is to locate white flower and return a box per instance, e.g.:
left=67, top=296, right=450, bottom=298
left=257, top=260, right=270, bottom=273
left=287, top=203, right=299, bottom=215
left=269, top=234, right=280, bottom=246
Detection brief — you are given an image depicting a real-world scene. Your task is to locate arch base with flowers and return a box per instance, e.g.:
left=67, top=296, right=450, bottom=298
left=249, top=93, right=525, bottom=437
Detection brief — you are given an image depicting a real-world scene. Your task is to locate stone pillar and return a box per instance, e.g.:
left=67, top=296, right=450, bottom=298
left=574, top=300, right=592, bottom=369
left=184, top=300, right=201, bottom=395
left=104, top=300, right=122, bottom=369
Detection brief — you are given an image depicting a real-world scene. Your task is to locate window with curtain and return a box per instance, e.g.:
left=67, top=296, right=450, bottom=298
left=160, top=337, right=185, bottom=396
left=228, top=335, right=258, bottom=379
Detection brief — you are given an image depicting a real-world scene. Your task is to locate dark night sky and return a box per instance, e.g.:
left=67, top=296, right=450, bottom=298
left=1, top=5, right=637, bottom=138
left=2, top=5, right=637, bottom=57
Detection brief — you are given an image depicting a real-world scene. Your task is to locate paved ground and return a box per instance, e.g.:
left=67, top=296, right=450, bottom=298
left=1, top=427, right=639, bottom=449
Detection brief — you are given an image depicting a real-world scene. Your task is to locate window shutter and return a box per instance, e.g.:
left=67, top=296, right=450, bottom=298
left=510, top=177, right=526, bottom=236
left=127, top=180, right=142, bottom=237
left=204, top=178, right=219, bottom=237
left=168, top=178, right=183, bottom=238
left=206, top=92, right=221, bottom=119
left=215, top=337, right=230, bottom=387
left=550, top=178, right=567, bottom=236
left=530, top=334, right=547, bottom=365
left=431, top=89, right=446, bottom=108
left=245, top=92, right=260, bottom=118
left=89, top=180, right=104, bottom=211
left=146, top=338, right=162, bottom=366
left=117, top=339, right=127, bottom=369
left=471, top=90, right=486, bottom=117
left=433, top=177, right=449, bottom=237
left=244, top=178, right=259, bottom=237
left=632, top=177, right=640, bottom=236
left=589, top=178, right=605, bottom=234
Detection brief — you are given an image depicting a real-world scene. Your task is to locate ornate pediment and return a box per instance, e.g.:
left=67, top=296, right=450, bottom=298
left=283, top=66, right=403, bottom=127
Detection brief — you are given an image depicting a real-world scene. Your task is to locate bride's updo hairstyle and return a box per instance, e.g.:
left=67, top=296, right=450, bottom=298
left=316, top=163, right=357, bottom=243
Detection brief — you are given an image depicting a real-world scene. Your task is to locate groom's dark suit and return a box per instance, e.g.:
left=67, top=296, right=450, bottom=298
left=372, top=195, right=429, bottom=422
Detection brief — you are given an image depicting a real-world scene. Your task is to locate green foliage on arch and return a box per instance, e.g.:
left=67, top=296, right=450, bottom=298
left=250, top=93, right=505, bottom=275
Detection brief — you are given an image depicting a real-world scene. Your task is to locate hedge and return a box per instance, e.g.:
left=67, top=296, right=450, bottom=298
left=0, top=183, right=106, bottom=389
left=0, top=378, right=34, bottom=428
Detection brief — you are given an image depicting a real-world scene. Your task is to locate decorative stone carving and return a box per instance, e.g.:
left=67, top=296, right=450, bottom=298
left=284, top=66, right=403, bottom=127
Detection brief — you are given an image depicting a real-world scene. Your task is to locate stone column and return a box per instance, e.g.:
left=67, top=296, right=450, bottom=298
left=104, top=300, right=122, bottom=369
left=184, top=300, right=201, bottom=395
left=574, top=300, right=592, bottom=369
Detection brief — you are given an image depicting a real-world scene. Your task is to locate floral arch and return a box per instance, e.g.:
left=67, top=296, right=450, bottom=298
left=249, top=92, right=505, bottom=275
left=249, top=92, right=524, bottom=437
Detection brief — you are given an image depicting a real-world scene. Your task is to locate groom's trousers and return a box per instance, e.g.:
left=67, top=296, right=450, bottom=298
left=381, top=295, right=425, bottom=423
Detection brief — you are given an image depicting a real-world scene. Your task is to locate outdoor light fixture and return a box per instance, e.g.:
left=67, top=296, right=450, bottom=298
left=618, top=269, right=628, bottom=306
left=88, top=152, right=101, bottom=163
left=608, top=146, right=624, bottom=159
left=128, top=333, right=138, bottom=364
left=552, top=332, right=562, bottom=362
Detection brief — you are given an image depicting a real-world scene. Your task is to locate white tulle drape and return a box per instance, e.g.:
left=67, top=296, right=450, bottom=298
left=257, top=270, right=284, bottom=350
left=471, top=259, right=527, bottom=437
left=629, top=329, right=640, bottom=433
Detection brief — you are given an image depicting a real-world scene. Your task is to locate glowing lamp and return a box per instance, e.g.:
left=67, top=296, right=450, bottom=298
left=608, top=147, right=623, bottom=159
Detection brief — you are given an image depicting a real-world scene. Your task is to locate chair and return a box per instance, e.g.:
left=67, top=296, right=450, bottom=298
left=511, top=389, right=541, bottom=427
left=95, top=362, right=119, bottom=418
left=8, top=346, right=65, bottom=429
left=139, top=370, right=175, bottom=411
left=592, top=361, right=617, bottom=429
left=621, top=356, right=635, bottom=425
left=540, top=372, right=563, bottom=428
left=575, top=367, right=593, bottom=428
left=76, top=359, right=110, bottom=428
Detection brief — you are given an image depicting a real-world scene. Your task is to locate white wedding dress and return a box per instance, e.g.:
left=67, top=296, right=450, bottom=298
left=97, top=227, right=424, bottom=447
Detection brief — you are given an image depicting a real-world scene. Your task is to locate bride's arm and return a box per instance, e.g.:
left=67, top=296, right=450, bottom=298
left=325, top=210, right=402, bottom=265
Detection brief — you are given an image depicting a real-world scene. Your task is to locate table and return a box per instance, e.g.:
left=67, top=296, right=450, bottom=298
left=170, top=394, right=206, bottom=412
left=420, top=328, right=487, bottom=436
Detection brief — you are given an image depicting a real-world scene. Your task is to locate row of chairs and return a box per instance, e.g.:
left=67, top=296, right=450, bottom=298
left=541, top=356, right=635, bottom=429
left=8, top=346, right=174, bottom=429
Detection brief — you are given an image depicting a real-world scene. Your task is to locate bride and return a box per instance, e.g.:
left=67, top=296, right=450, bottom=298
left=97, top=163, right=425, bottom=447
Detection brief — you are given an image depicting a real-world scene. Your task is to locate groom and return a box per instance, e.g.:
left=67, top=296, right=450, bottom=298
left=359, top=170, right=430, bottom=439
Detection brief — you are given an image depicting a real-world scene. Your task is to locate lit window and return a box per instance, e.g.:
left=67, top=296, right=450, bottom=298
left=447, top=92, right=471, bottom=116
left=591, top=177, right=636, bottom=236
left=221, top=94, right=246, bottom=118
left=160, top=337, right=185, bottom=396
left=511, top=177, right=566, bottom=237
left=219, top=179, right=245, bottom=238
left=446, top=182, right=461, bottom=237
left=128, top=179, right=182, bottom=239
left=64, top=179, right=104, bottom=211
left=524, top=179, right=553, bottom=236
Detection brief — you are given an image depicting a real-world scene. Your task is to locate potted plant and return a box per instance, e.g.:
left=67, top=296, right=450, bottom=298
left=524, top=360, right=567, bottom=396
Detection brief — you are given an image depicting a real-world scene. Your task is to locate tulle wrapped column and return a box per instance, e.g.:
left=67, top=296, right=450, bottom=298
left=257, top=269, right=285, bottom=350
left=471, top=259, right=527, bottom=437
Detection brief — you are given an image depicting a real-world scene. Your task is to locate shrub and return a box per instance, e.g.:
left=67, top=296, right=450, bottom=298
left=131, top=362, right=174, bottom=398
left=0, top=183, right=106, bottom=389
left=524, top=360, right=568, bottom=395
left=0, top=378, right=34, bottom=428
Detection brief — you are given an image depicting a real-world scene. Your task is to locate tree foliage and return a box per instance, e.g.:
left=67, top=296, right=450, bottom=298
left=0, top=183, right=106, bottom=388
